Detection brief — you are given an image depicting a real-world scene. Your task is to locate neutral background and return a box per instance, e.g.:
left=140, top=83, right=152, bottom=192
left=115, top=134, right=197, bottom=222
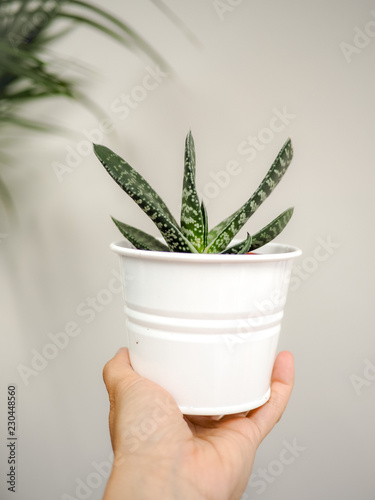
left=1, top=0, right=374, bottom=499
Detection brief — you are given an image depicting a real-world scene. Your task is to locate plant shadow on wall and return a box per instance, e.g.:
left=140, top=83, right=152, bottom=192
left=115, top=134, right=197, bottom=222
left=0, top=0, right=197, bottom=217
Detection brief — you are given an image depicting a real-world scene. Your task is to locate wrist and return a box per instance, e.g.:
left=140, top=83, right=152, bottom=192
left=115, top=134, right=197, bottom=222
left=103, top=456, right=204, bottom=500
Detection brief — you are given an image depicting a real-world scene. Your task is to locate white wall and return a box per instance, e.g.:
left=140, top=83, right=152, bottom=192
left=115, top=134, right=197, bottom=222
left=1, top=0, right=374, bottom=499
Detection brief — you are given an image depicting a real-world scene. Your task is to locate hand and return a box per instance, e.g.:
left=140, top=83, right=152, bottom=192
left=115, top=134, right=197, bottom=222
left=102, top=347, right=294, bottom=500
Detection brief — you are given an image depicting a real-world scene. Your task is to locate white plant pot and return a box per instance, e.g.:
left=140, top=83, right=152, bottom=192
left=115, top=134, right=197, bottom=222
left=111, top=240, right=301, bottom=416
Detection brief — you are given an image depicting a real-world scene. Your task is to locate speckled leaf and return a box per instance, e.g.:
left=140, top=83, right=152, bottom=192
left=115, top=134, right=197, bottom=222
left=221, top=233, right=252, bottom=254
left=94, top=144, right=197, bottom=253
left=250, top=207, right=294, bottom=251
left=205, top=138, right=293, bottom=254
left=180, top=131, right=205, bottom=251
left=111, top=217, right=170, bottom=252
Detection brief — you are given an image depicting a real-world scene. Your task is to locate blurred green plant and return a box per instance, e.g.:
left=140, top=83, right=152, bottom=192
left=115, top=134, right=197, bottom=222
left=0, top=0, right=173, bottom=212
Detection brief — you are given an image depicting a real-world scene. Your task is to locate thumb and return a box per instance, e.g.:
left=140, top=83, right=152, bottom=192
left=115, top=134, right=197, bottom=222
left=102, top=347, right=139, bottom=396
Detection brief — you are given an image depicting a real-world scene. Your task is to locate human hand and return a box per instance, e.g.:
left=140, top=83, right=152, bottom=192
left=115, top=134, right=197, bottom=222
left=102, top=347, right=294, bottom=500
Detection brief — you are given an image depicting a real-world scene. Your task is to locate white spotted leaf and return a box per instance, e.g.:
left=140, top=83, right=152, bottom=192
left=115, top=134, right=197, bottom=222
left=221, top=233, right=252, bottom=254
left=250, top=207, right=294, bottom=251
left=111, top=217, right=171, bottom=252
left=205, top=138, right=293, bottom=254
left=94, top=144, right=197, bottom=253
left=180, top=131, right=205, bottom=251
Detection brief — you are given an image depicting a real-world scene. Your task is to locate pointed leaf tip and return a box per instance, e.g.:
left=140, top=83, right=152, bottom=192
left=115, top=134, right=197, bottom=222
left=180, top=130, right=204, bottom=251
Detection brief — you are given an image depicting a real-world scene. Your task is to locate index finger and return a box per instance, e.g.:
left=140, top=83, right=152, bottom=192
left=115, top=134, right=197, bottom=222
left=247, top=351, right=295, bottom=445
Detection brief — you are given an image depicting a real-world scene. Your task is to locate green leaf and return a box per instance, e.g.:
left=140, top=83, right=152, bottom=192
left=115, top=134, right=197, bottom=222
left=180, top=131, right=205, bottom=251
left=0, top=0, right=172, bottom=215
left=205, top=138, right=293, bottom=253
left=94, top=144, right=197, bottom=253
left=2, top=0, right=59, bottom=47
left=201, top=200, right=208, bottom=249
left=0, top=115, right=55, bottom=132
left=0, top=42, right=71, bottom=89
left=65, top=0, right=168, bottom=72
left=250, top=207, right=294, bottom=251
left=94, top=144, right=178, bottom=225
left=0, top=173, right=14, bottom=212
left=111, top=217, right=170, bottom=252
left=221, top=233, right=252, bottom=254
left=57, top=13, right=131, bottom=46
left=32, top=26, right=76, bottom=48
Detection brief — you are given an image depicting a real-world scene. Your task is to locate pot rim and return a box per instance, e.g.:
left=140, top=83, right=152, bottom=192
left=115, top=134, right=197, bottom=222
left=110, top=240, right=302, bottom=263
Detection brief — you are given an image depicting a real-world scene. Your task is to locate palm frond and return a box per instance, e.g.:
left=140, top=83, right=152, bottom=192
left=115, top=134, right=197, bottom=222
left=0, top=0, right=179, bottom=214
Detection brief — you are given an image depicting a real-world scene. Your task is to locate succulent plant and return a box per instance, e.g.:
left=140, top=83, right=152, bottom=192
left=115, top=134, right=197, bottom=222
left=93, top=132, right=294, bottom=254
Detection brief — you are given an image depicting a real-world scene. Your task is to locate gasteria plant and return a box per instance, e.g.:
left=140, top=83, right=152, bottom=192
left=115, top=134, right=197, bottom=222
left=93, top=132, right=294, bottom=254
